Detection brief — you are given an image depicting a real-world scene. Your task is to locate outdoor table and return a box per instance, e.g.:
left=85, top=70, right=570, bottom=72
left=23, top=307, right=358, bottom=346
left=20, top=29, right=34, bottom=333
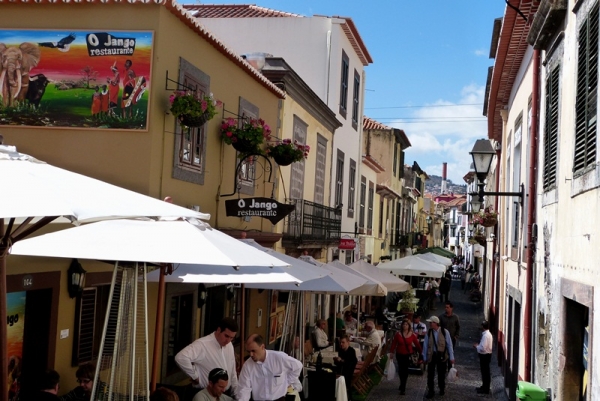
left=303, top=369, right=348, bottom=401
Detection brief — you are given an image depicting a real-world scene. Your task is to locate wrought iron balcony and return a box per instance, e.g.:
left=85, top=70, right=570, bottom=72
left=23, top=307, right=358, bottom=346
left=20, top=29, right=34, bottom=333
left=282, top=199, right=341, bottom=244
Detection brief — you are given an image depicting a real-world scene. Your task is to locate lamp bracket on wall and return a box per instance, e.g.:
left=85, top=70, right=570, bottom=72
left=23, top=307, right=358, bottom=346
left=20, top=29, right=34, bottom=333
left=469, top=182, right=525, bottom=206
left=219, top=152, right=274, bottom=198
left=165, top=70, right=197, bottom=93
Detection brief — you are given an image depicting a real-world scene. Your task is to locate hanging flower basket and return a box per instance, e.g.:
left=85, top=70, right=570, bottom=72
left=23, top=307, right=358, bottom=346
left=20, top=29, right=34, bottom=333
left=472, top=208, right=499, bottom=228
left=220, top=117, right=272, bottom=155
left=169, top=91, right=221, bottom=129
left=473, top=234, right=487, bottom=246
left=266, top=139, right=310, bottom=166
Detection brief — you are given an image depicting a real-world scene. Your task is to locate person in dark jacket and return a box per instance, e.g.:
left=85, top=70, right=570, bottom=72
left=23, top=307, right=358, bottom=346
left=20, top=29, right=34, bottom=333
left=27, top=369, right=61, bottom=401
left=59, top=363, right=97, bottom=401
left=438, top=301, right=460, bottom=372
left=333, top=335, right=358, bottom=398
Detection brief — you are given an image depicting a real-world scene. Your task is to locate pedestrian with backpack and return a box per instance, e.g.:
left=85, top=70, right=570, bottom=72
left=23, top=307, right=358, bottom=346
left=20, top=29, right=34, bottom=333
left=422, top=316, right=455, bottom=399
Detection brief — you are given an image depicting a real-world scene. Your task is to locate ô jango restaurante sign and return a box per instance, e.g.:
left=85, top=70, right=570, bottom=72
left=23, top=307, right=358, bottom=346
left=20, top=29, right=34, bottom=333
left=225, top=197, right=295, bottom=225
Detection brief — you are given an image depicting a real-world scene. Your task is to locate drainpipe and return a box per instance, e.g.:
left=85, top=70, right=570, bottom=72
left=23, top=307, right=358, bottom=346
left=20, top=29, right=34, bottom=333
left=524, top=48, right=540, bottom=382
left=490, top=142, right=501, bottom=332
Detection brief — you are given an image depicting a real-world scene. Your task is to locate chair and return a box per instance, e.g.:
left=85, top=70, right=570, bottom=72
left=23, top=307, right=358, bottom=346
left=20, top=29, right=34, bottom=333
left=304, top=340, right=314, bottom=359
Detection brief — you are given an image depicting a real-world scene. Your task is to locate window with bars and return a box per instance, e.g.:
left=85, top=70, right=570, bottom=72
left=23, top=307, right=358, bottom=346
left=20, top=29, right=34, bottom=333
left=335, top=150, right=345, bottom=208
left=359, top=176, right=366, bottom=229
left=290, top=116, right=307, bottom=200
left=367, top=182, right=374, bottom=234
left=339, top=50, right=349, bottom=118
left=351, top=70, right=360, bottom=129
left=573, top=3, right=599, bottom=175
left=238, top=98, right=259, bottom=195
left=348, top=159, right=356, bottom=218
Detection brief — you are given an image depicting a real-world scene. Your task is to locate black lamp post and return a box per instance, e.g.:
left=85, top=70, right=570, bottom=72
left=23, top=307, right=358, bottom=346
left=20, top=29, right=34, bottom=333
left=67, top=259, right=86, bottom=298
left=469, top=139, right=524, bottom=205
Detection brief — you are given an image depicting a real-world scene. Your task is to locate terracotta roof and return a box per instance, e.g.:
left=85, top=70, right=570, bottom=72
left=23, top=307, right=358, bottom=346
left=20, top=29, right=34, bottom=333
left=363, top=116, right=393, bottom=131
left=188, top=5, right=373, bottom=66
left=0, top=0, right=286, bottom=99
left=487, top=1, right=538, bottom=141
left=185, top=4, right=302, bottom=18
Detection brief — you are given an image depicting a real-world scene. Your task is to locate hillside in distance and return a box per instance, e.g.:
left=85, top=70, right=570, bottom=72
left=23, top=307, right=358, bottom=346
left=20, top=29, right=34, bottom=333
left=425, top=174, right=467, bottom=195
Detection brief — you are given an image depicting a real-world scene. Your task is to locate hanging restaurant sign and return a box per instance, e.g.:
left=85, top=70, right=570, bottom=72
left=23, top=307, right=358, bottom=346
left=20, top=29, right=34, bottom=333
left=339, top=238, right=356, bottom=250
left=225, top=197, right=295, bottom=225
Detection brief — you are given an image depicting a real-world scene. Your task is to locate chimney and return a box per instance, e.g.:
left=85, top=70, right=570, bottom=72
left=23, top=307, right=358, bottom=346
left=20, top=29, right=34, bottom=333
left=441, top=162, right=448, bottom=194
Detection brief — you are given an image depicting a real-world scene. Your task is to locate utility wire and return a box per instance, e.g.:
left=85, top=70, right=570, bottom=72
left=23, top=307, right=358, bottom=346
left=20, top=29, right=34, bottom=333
left=365, top=103, right=483, bottom=110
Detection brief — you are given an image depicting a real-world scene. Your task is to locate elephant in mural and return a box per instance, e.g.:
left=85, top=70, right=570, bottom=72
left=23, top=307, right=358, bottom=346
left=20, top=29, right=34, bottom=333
left=0, top=42, right=41, bottom=107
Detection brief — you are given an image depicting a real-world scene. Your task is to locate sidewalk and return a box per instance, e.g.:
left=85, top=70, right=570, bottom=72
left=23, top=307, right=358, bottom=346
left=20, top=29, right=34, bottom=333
left=364, top=279, right=509, bottom=401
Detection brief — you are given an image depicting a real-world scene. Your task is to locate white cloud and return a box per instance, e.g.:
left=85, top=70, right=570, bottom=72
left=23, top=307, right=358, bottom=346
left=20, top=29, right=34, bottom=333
left=389, top=84, right=487, bottom=184
left=474, top=49, right=487, bottom=56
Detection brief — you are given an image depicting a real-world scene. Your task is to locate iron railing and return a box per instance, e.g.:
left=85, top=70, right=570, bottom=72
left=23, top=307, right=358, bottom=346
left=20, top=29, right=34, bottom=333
left=282, top=199, right=341, bottom=244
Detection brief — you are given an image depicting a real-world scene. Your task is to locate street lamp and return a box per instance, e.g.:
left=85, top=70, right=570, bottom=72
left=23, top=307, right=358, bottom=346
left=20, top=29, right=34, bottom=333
left=469, top=139, right=524, bottom=205
left=67, top=259, right=86, bottom=298
left=468, top=222, right=474, bottom=232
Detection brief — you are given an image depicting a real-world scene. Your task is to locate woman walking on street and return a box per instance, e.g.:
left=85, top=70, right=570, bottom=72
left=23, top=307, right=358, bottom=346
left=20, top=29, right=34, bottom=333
left=390, top=320, right=422, bottom=395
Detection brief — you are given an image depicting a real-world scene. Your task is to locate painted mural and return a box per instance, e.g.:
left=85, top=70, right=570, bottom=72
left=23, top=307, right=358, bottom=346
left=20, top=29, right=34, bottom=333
left=0, top=30, right=153, bottom=130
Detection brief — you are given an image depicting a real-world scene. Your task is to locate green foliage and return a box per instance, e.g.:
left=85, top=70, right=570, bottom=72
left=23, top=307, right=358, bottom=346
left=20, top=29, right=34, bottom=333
left=219, top=117, right=272, bottom=148
left=169, top=91, right=221, bottom=127
left=265, top=138, right=310, bottom=163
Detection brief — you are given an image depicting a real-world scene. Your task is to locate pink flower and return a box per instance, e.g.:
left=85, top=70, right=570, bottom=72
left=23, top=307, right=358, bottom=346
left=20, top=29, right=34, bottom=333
left=226, top=131, right=233, bottom=137
left=216, top=100, right=223, bottom=107
left=169, top=94, right=175, bottom=104
left=201, top=100, right=208, bottom=112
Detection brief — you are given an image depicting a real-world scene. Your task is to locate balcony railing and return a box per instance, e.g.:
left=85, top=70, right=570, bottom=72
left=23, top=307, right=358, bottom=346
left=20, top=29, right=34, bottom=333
left=282, top=199, right=341, bottom=244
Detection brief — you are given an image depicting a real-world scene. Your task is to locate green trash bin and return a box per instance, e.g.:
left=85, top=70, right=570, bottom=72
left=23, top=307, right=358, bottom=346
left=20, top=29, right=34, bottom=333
left=516, top=381, right=547, bottom=400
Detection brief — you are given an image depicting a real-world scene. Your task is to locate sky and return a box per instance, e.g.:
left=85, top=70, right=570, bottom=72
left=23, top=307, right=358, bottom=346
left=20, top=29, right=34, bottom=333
left=185, top=1, right=507, bottom=184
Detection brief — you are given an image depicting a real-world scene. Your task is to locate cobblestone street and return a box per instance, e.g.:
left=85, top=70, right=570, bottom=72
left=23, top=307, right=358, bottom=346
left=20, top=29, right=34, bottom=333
left=365, top=280, right=510, bottom=401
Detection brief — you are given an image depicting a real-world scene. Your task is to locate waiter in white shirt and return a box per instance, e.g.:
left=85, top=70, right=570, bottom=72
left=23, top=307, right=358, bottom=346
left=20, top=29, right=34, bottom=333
left=473, top=320, right=493, bottom=395
left=175, top=317, right=239, bottom=397
left=238, top=334, right=302, bottom=401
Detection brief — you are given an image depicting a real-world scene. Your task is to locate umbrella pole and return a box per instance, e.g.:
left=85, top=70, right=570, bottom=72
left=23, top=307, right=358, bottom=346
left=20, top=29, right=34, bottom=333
left=1, top=220, right=8, bottom=401
left=150, top=264, right=168, bottom=392
left=240, top=284, right=246, bottom=367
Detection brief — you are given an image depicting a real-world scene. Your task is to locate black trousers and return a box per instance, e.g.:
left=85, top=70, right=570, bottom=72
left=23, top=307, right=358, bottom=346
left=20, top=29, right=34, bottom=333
left=427, top=352, right=447, bottom=392
left=479, top=353, right=492, bottom=391
left=396, top=353, right=410, bottom=391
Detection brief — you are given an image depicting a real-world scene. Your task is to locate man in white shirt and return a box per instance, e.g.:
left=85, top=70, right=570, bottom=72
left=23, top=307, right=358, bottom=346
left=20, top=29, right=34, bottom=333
left=473, top=320, right=493, bottom=395
left=175, top=317, right=239, bottom=397
left=361, top=321, right=382, bottom=362
left=238, top=334, right=303, bottom=401
left=313, top=319, right=330, bottom=350
left=193, top=368, right=234, bottom=401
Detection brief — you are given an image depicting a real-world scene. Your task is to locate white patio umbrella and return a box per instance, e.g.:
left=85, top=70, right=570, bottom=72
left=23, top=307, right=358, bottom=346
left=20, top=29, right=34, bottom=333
left=327, top=260, right=387, bottom=296
left=378, top=255, right=445, bottom=278
left=0, top=144, right=209, bottom=400
left=417, top=252, right=452, bottom=266
left=145, top=264, right=302, bottom=284
left=10, top=218, right=289, bottom=267
left=349, top=259, right=410, bottom=292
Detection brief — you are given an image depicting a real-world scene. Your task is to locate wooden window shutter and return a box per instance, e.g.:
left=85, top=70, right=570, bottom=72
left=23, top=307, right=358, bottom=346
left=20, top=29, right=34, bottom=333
left=574, top=4, right=599, bottom=174
left=543, top=65, right=560, bottom=190
left=72, top=288, right=97, bottom=366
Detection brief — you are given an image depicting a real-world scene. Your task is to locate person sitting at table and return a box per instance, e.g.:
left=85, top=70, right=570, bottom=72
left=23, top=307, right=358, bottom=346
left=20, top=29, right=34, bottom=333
left=327, top=312, right=345, bottom=337
left=312, top=319, right=331, bottom=350
left=351, top=304, right=359, bottom=319
left=343, top=311, right=358, bottom=335
left=333, top=335, right=358, bottom=400
left=361, top=321, right=382, bottom=363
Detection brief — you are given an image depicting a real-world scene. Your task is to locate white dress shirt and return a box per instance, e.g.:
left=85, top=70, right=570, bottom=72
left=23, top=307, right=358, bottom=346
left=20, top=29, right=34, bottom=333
left=238, top=350, right=302, bottom=401
left=175, top=332, right=238, bottom=395
left=476, top=329, right=493, bottom=354
left=314, top=327, right=329, bottom=348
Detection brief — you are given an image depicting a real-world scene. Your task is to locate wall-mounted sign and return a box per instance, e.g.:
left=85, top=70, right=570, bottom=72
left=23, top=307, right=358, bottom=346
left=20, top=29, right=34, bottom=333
left=225, top=197, right=295, bottom=225
left=339, top=238, right=356, bottom=250
left=0, top=29, right=153, bottom=130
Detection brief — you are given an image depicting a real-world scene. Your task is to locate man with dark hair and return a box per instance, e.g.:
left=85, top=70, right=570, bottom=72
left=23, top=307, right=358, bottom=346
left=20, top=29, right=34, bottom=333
left=473, top=321, right=493, bottom=395
left=438, top=301, right=460, bottom=371
left=238, top=334, right=302, bottom=401
left=175, top=317, right=239, bottom=397
left=29, top=369, right=60, bottom=401
left=333, top=335, right=358, bottom=398
left=59, top=363, right=97, bottom=401
left=193, top=368, right=233, bottom=401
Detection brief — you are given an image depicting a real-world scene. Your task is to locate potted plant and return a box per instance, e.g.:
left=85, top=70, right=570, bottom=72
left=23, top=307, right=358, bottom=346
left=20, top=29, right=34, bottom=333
left=266, top=138, right=310, bottom=166
left=472, top=207, right=498, bottom=228
left=397, top=285, right=419, bottom=321
left=220, top=117, right=272, bottom=154
left=169, top=91, right=221, bottom=128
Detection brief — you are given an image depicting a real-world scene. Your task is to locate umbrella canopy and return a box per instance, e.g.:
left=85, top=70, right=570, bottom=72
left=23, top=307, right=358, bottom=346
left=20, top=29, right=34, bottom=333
left=245, top=254, right=366, bottom=294
left=327, top=260, right=387, bottom=295
left=145, top=264, right=300, bottom=284
left=349, top=259, right=410, bottom=292
left=10, top=218, right=290, bottom=268
left=415, top=246, right=455, bottom=259
left=0, top=144, right=209, bottom=222
left=416, top=252, right=452, bottom=266
left=378, top=255, right=445, bottom=278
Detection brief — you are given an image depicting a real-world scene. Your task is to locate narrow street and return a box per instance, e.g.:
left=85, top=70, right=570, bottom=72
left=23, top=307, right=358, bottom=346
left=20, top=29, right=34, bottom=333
left=366, top=280, right=510, bottom=401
